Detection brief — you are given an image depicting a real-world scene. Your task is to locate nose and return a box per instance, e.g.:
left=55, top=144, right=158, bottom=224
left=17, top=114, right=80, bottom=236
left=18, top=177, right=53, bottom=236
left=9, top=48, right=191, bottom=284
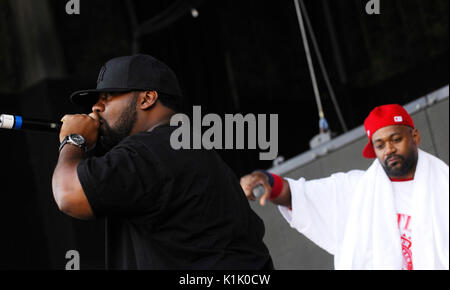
left=92, top=97, right=105, bottom=113
left=385, top=141, right=396, bottom=156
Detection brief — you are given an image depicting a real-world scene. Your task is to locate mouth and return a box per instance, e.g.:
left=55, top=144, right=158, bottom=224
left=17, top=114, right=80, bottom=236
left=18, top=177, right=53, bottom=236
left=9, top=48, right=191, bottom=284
left=386, top=156, right=402, bottom=166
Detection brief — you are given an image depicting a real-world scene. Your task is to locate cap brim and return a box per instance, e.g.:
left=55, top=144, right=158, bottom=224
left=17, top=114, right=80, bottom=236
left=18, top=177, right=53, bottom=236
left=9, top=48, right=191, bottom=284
left=362, top=140, right=376, bottom=159
left=70, top=88, right=132, bottom=109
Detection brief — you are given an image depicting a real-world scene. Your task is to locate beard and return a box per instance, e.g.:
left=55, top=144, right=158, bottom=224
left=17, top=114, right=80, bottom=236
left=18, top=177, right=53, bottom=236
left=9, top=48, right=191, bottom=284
left=98, top=96, right=138, bottom=151
left=381, top=150, right=417, bottom=178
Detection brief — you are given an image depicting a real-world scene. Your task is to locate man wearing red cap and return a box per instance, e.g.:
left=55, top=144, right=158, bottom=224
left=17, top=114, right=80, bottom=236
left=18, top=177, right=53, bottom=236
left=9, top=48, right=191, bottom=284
left=241, top=104, right=449, bottom=270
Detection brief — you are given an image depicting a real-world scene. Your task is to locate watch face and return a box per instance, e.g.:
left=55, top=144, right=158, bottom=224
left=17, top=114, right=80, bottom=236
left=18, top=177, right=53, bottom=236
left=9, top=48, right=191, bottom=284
left=69, top=134, right=85, bottom=145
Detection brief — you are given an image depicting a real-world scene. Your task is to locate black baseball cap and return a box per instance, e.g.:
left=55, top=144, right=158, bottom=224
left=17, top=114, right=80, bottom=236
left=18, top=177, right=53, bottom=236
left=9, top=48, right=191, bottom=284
left=70, top=54, right=183, bottom=109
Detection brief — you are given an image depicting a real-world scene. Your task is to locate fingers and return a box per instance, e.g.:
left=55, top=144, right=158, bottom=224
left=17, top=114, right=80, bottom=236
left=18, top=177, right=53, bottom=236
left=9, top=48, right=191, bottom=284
left=60, top=114, right=73, bottom=123
left=88, top=111, right=100, bottom=122
left=60, top=114, right=99, bottom=126
left=259, top=182, right=272, bottom=207
left=240, top=175, right=258, bottom=200
left=58, top=114, right=100, bottom=145
left=240, top=175, right=255, bottom=200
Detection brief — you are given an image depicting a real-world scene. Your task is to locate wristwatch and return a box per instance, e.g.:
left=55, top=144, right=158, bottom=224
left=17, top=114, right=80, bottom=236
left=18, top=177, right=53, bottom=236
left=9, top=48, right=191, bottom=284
left=59, top=134, right=87, bottom=153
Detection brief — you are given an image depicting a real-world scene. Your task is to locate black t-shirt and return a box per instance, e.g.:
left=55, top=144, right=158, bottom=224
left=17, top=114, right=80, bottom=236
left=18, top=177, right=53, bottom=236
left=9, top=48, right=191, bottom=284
left=77, top=124, right=273, bottom=270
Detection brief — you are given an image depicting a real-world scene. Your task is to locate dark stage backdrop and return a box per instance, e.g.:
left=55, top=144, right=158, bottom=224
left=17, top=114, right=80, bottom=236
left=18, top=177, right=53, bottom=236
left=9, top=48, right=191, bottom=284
left=0, top=0, right=448, bottom=269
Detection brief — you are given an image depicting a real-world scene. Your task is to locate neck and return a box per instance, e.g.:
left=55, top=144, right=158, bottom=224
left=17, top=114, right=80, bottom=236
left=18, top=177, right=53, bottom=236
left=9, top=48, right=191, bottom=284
left=388, top=171, right=415, bottom=180
left=146, top=119, right=170, bottom=132
left=389, top=176, right=414, bottom=182
left=135, top=109, right=175, bottom=134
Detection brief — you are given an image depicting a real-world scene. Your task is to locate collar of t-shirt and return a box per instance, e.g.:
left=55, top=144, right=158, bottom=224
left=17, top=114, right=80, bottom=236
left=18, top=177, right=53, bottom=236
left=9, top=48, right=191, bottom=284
left=389, top=177, right=414, bottom=182
left=390, top=177, right=414, bottom=215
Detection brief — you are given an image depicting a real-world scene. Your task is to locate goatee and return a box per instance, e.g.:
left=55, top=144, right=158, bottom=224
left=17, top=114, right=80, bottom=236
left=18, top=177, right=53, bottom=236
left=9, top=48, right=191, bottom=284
left=99, top=96, right=138, bottom=151
left=382, top=151, right=417, bottom=178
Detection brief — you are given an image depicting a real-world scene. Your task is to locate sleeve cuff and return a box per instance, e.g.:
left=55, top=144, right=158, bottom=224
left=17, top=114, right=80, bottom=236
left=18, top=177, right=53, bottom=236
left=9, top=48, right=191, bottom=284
left=269, top=173, right=284, bottom=200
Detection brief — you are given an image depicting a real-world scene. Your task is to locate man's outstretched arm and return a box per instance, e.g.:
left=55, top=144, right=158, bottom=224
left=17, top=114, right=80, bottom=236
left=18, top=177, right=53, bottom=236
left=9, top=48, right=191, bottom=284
left=240, top=171, right=291, bottom=208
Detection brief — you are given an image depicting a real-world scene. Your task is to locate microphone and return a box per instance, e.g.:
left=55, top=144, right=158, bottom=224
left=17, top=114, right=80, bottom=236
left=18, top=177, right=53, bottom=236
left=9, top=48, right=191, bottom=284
left=0, top=114, right=61, bottom=133
left=253, top=184, right=266, bottom=198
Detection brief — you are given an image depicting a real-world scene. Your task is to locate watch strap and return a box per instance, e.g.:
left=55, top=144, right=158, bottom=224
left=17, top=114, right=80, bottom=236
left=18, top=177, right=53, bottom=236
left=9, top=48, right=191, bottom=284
left=59, top=135, right=87, bottom=153
left=58, top=136, right=70, bottom=153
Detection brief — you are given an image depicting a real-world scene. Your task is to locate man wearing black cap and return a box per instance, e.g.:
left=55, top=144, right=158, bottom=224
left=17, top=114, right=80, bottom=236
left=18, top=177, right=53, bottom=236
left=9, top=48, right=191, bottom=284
left=52, top=54, right=273, bottom=270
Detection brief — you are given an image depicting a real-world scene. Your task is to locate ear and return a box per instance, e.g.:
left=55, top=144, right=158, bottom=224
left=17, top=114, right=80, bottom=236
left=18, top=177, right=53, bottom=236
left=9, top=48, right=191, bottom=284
left=412, top=128, right=421, bottom=146
left=139, top=91, right=158, bottom=110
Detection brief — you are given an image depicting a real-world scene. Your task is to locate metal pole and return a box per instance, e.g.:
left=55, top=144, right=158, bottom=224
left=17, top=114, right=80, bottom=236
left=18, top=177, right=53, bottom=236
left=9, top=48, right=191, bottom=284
left=293, top=0, right=324, bottom=120
left=299, top=0, right=348, bottom=132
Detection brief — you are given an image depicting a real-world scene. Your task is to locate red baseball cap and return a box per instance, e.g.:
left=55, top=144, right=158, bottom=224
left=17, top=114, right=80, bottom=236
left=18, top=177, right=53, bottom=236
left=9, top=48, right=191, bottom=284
left=362, top=104, right=415, bottom=158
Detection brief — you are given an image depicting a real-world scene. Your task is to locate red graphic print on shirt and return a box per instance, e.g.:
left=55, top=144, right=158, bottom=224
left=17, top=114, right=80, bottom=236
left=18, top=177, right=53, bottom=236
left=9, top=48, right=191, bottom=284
left=397, top=213, right=413, bottom=270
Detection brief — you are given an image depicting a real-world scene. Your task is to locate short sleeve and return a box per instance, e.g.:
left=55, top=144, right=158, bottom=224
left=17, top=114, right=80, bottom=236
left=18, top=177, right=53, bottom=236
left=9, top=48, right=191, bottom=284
left=77, top=136, right=162, bottom=219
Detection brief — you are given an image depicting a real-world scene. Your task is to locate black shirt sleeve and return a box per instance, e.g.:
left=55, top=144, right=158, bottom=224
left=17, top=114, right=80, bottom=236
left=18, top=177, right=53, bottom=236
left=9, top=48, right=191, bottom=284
left=77, top=135, right=162, bottom=219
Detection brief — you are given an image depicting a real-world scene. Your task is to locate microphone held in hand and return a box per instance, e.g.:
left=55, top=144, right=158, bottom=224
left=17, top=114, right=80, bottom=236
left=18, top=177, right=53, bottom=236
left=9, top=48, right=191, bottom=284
left=253, top=184, right=266, bottom=198
left=0, top=114, right=61, bottom=133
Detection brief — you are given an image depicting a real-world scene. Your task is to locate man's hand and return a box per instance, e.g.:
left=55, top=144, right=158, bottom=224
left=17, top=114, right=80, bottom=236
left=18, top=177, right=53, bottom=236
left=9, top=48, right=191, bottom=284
left=60, top=113, right=100, bottom=149
left=241, top=171, right=292, bottom=208
left=240, top=171, right=272, bottom=206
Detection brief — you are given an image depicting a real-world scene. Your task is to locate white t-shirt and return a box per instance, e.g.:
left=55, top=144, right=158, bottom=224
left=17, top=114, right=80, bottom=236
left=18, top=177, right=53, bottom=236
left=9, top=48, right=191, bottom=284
left=392, top=179, right=415, bottom=270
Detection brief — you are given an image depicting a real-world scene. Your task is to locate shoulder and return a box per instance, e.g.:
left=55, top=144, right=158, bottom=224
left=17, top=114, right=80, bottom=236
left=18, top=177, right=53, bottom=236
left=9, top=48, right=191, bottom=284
left=420, top=149, right=448, bottom=167
left=323, top=169, right=366, bottom=191
left=286, top=169, right=366, bottom=192
left=331, top=169, right=365, bottom=178
left=419, top=149, right=449, bottom=180
left=330, top=169, right=365, bottom=183
left=128, top=125, right=173, bottom=142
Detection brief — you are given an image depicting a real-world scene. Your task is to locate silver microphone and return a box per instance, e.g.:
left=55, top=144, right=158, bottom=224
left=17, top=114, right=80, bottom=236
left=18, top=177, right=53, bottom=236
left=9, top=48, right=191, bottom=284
left=252, top=184, right=266, bottom=198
